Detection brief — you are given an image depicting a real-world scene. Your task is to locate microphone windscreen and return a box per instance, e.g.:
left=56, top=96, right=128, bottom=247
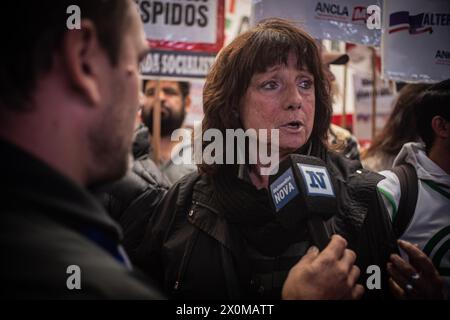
left=268, top=154, right=337, bottom=226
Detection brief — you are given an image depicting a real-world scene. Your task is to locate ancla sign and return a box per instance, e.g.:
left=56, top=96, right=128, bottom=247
left=315, top=2, right=349, bottom=20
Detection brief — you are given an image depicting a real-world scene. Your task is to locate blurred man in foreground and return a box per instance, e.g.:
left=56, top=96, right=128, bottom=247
left=0, top=0, right=162, bottom=299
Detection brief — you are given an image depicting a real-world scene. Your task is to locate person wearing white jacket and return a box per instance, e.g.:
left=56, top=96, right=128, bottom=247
left=377, top=79, right=450, bottom=299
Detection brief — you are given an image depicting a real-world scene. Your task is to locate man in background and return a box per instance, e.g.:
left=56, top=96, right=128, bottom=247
left=140, top=79, right=196, bottom=184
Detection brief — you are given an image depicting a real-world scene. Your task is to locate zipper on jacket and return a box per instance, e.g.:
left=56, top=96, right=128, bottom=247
left=190, top=200, right=242, bottom=298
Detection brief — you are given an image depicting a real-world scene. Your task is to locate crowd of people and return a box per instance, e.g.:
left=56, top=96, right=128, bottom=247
left=0, top=0, right=448, bottom=300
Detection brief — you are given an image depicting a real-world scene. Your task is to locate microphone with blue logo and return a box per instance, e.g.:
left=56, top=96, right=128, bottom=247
left=268, top=154, right=337, bottom=251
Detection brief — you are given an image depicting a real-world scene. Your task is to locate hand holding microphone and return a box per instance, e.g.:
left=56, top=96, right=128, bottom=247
left=282, top=235, right=364, bottom=300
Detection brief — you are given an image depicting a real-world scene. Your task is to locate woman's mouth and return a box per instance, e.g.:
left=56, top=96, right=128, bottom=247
left=280, top=121, right=304, bottom=132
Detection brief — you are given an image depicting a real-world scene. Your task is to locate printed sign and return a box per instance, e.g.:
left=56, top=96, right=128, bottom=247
left=252, top=0, right=382, bottom=46
left=136, top=0, right=225, bottom=53
left=382, top=0, right=450, bottom=82
left=140, top=49, right=216, bottom=78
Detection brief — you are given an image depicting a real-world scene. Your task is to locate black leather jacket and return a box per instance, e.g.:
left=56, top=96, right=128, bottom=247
left=99, top=157, right=169, bottom=261
left=135, top=151, right=397, bottom=300
left=99, top=124, right=170, bottom=260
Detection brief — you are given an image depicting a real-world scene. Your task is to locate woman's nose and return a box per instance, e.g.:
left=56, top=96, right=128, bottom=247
left=283, top=84, right=303, bottom=110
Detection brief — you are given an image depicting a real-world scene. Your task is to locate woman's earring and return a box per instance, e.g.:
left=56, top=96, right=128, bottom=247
left=232, top=109, right=239, bottom=118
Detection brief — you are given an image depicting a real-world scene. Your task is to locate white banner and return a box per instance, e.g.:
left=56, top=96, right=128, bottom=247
left=136, top=0, right=219, bottom=43
left=140, top=50, right=216, bottom=78
left=252, top=0, right=382, bottom=46
left=137, top=0, right=224, bottom=78
left=382, top=0, right=450, bottom=82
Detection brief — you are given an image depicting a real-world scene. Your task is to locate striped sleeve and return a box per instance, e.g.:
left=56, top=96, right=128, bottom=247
left=377, top=170, right=402, bottom=222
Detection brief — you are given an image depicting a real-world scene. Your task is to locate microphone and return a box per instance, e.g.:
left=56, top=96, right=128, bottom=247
left=268, top=154, right=337, bottom=251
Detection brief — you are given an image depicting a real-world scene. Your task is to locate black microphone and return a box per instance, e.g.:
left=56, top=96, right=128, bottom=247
left=268, top=154, right=337, bottom=251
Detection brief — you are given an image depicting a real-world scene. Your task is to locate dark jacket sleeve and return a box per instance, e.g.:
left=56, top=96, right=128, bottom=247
left=100, top=158, right=169, bottom=261
left=134, top=183, right=180, bottom=287
left=133, top=173, right=200, bottom=289
left=358, top=189, right=398, bottom=299
left=336, top=168, right=398, bottom=300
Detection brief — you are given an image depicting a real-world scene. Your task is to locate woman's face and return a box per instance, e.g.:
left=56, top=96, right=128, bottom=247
left=240, top=52, right=316, bottom=158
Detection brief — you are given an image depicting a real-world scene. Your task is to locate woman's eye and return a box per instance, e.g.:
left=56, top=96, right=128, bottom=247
left=299, top=79, right=313, bottom=90
left=261, top=81, right=279, bottom=90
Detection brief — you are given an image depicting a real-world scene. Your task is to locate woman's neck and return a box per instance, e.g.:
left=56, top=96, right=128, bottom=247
left=248, top=152, right=290, bottom=190
left=249, top=166, right=269, bottom=190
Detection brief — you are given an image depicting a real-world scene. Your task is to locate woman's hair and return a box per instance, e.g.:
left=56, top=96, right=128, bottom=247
left=415, top=79, right=450, bottom=152
left=199, top=18, right=332, bottom=176
left=363, top=83, right=432, bottom=158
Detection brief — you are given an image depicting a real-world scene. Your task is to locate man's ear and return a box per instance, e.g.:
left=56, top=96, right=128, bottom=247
left=61, top=20, right=105, bottom=107
left=431, top=116, right=450, bottom=139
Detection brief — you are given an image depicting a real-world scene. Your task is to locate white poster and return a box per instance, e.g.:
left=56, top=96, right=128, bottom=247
left=252, top=0, right=382, bottom=46
left=140, top=50, right=216, bottom=78
left=382, top=0, right=450, bottom=82
left=136, top=0, right=225, bottom=55
left=136, top=0, right=219, bottom=43
left=353, top=73, right=395, bottom=145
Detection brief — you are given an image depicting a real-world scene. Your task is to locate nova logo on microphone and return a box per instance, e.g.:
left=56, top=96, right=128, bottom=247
left=297, top=164, right=335, bottom=197
left=270, top=168, right=299, bottom=212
